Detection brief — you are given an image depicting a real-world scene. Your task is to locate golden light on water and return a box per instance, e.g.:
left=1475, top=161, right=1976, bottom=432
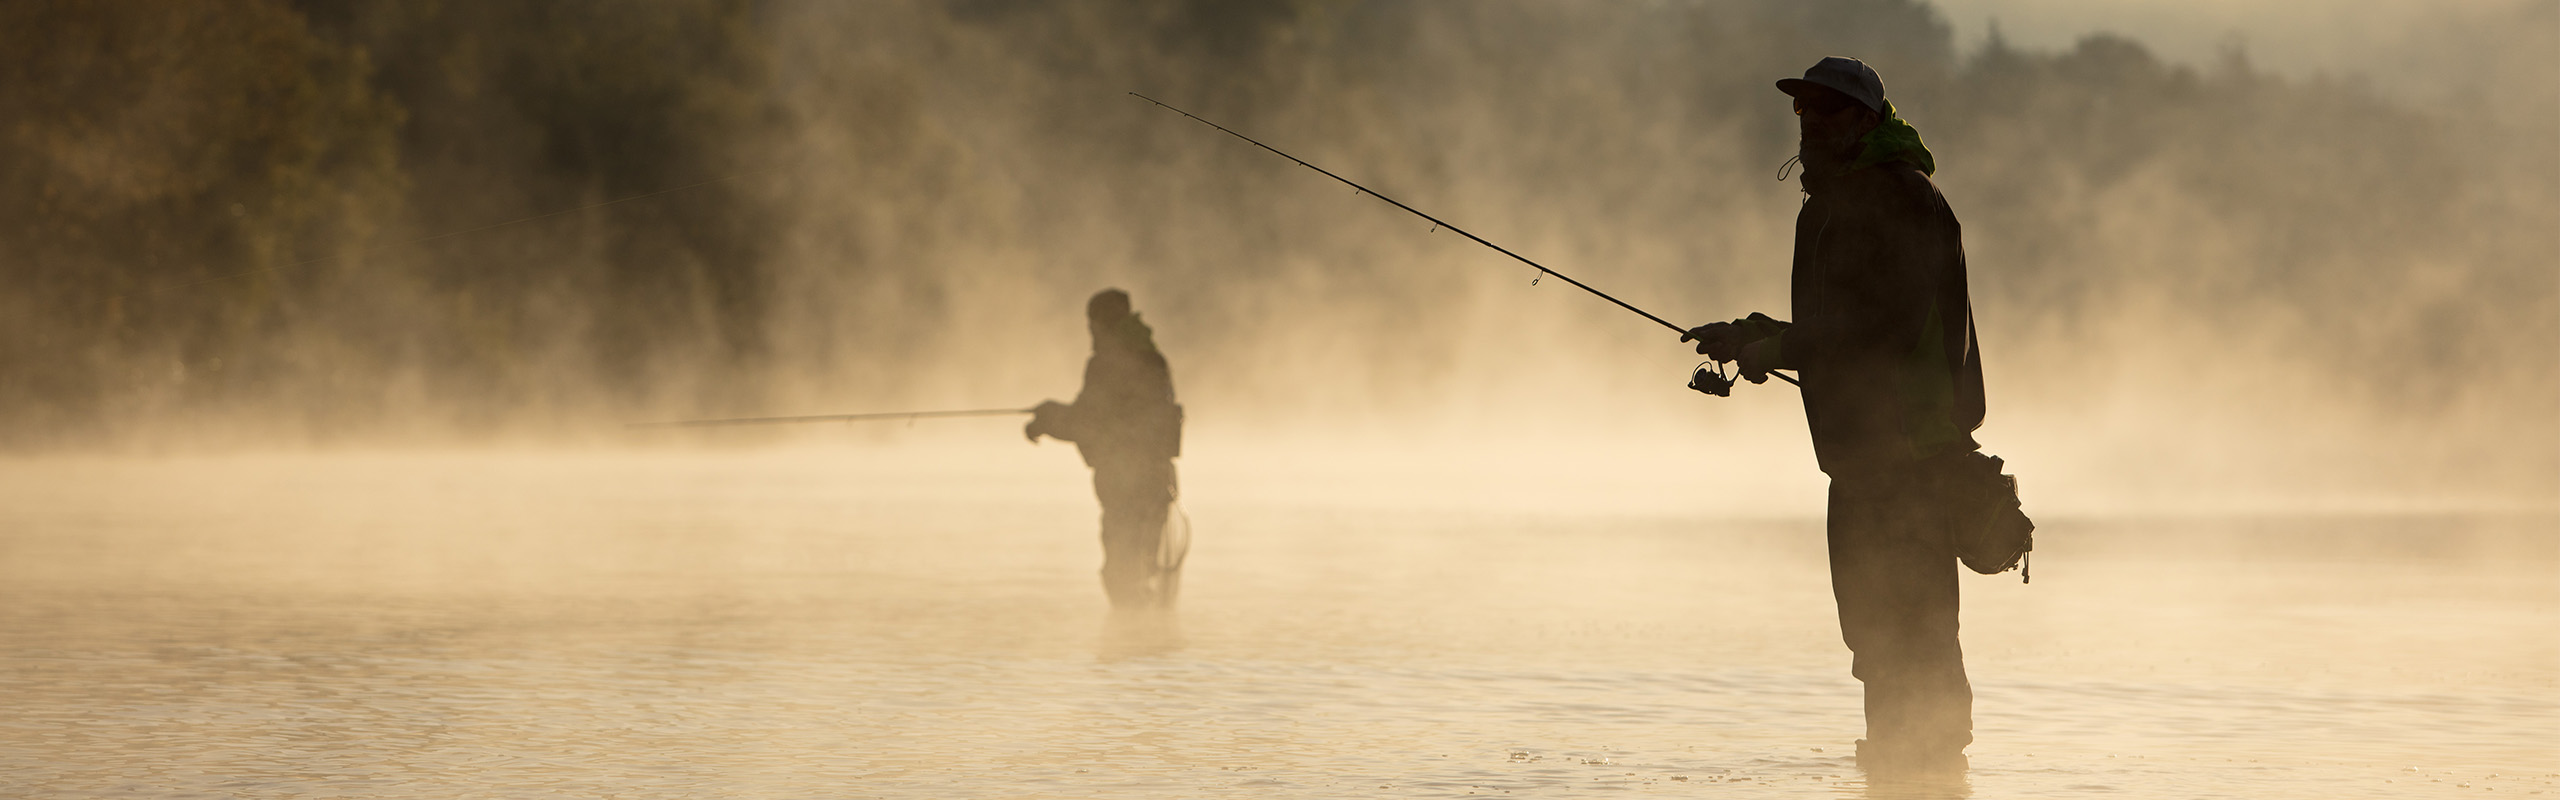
left=2, top=441, right=2551, bottom=796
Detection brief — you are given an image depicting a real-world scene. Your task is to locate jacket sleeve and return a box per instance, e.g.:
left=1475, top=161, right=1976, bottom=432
left=1733, top=312, right=1794, bottom=369
left=1039, top=357, right=1108, bottom=443
left=1055, top=350, right=1182, bottom=461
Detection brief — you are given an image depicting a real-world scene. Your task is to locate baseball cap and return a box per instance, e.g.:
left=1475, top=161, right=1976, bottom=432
left=1777, top=56, right=1886, bottom=114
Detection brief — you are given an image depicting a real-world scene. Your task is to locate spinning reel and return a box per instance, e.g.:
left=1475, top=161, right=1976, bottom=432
left=1687, top=360, right=1737, bottom=397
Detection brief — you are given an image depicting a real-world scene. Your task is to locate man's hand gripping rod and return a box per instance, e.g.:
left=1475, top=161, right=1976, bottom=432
left=1130, top=93, right=1796, bottom=388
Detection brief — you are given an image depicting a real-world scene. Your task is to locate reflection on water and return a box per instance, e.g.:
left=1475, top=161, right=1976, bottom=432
left=0, top=448, right=2551, bottom=798
left=1856, top=774, right=1971, bottom=800
left=1100, top=611, right=1188, bottom=662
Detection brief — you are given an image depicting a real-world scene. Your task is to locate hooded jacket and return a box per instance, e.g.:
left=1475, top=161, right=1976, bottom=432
left=1043, top=314, right=1183, bottom=469
left=1753, top=160, right=1985, bottom=475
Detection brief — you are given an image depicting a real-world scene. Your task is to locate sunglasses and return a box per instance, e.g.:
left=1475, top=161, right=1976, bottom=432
left=1792, top=95, right=1860, bottom=116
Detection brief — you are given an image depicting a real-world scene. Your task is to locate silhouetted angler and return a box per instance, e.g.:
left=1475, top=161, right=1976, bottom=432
left=1025, top=289, right=1186, bottom=611
left=1685, top=56, right=1986, bottom=773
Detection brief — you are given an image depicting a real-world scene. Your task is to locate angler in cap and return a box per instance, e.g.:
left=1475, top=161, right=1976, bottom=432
left=1025, top=289, right=1188, bottom=612
left=1684, top=56, right=1987, bottom=772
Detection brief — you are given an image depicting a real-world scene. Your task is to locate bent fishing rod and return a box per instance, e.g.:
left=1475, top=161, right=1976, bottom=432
left=628, top=407, right=1031, bottom=429
left=1130, top=93, right=1797, bottom=389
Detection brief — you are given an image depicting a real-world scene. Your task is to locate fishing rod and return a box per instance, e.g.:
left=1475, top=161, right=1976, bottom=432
left=1141, top=93, right=1802, bottom=389
left=628, top=407, right=1031, bottom=429
left=1129, top=92, right=1797, bottom=389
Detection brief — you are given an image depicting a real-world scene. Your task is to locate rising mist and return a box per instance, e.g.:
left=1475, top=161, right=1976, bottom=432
left=0, top=0, right=2550, bottom=507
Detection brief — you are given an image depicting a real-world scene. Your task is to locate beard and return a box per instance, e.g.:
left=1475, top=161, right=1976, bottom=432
left=1797, top=128, right=1865, bottom=176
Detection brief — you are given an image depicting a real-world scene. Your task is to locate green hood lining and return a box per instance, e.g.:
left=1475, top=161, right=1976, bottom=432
left=1847, top=100, right=1936, bottom=176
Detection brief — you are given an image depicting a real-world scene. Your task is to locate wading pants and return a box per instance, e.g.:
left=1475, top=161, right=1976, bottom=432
left=1093, top=460, right=1177, bottom=610
left=1828, top=466, right=1973, bottom=760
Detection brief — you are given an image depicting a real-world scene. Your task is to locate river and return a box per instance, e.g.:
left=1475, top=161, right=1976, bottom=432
left=1, top=443, right=2550, bottom=798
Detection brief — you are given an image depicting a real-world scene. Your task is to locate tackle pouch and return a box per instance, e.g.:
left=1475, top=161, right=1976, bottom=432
left=1940, top=451, right=2035, bottom=581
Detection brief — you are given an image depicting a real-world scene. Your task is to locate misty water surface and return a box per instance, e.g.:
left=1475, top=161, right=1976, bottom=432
left=1, top=443, right=2549, bottom=798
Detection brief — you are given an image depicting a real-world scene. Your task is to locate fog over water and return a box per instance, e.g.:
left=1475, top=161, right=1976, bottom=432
left=1, top=448, right=2552, bottom=797
left=0, top=1, right=2554, bottom=797
left=0, top=0, right=2550, bottom=507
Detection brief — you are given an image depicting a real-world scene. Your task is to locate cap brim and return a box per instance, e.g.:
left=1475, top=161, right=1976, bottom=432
left=1775, top=78, right=1824, bottom=97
